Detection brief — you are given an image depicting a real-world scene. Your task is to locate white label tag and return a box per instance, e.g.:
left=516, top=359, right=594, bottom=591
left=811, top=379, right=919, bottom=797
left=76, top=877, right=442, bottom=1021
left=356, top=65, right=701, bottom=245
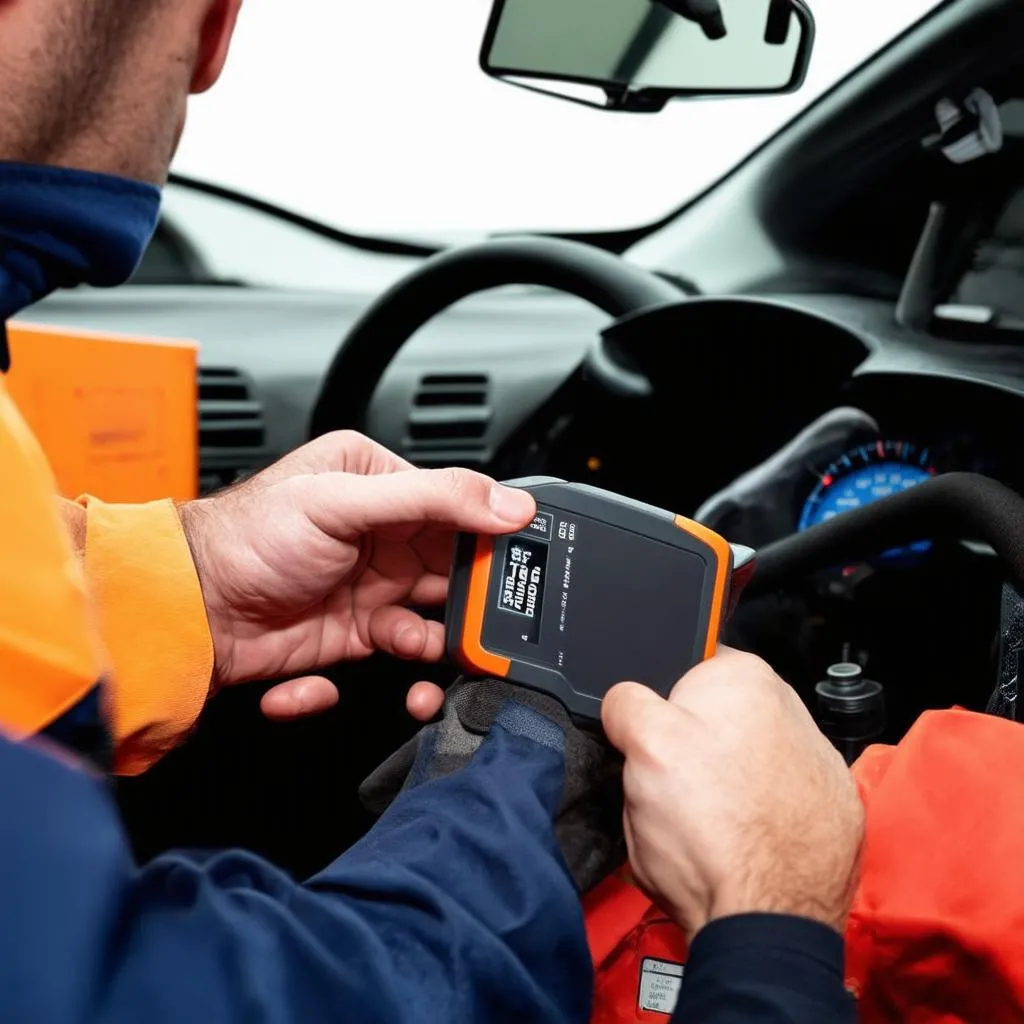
left=638, top=957, right=684, bottom=1015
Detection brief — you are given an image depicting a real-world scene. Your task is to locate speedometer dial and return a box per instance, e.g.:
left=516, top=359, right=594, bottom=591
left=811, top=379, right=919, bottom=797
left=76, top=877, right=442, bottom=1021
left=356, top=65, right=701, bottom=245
left=799, top=440, right=937, bottom=552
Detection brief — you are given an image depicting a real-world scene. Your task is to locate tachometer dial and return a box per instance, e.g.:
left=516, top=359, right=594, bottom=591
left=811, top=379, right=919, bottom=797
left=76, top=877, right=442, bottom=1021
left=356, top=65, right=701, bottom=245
left=799, top=440, right=938, bottom=554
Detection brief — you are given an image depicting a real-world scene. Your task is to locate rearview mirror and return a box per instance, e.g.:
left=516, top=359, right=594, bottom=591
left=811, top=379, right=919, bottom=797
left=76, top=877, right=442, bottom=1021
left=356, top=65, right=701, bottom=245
left=480, top=0, right=815, bottom=113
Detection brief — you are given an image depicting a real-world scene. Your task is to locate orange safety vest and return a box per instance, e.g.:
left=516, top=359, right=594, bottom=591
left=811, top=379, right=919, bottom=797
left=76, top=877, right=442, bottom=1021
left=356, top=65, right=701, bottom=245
left=0, top=376, right=104, bottom=742
left=585, top=708, right=1024, bottom=1023
left=0, top=371, right=213, bottom=774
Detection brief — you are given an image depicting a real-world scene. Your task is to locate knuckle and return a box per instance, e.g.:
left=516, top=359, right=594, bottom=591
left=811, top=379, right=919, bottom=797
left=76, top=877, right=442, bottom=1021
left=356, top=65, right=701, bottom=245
left=328, top=429, right=362, bottom=448
left=330, top=430, right=371, bottom=463
left=729, top=650, right=775, bottom=678
left=600, top=686, right=627, bottom=731
left=434, top=466, right=486, bottom=502
left=434, top=466, right=466, bottom=497
left=602, top=685, right=647, bottom=744
left=726, top=651, right=786, bottom=696
left=314, top=429, right=368, bottom=466
left=603, top=680, right=629, bottom=714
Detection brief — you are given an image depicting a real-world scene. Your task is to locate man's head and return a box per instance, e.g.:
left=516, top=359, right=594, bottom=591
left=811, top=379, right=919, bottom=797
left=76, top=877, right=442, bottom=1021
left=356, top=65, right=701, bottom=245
left=0, top=0, right=241, bottom=184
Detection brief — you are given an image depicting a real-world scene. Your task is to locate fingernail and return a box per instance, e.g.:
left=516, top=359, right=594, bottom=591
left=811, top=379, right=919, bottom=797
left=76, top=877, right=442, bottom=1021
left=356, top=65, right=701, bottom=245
left=489, top=484, right=534, bottom=523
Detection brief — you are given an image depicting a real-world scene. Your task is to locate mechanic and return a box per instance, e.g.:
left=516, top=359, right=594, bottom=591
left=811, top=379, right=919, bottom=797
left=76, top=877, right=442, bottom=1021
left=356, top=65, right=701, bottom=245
left=0, top=0, right=863, bottom=1021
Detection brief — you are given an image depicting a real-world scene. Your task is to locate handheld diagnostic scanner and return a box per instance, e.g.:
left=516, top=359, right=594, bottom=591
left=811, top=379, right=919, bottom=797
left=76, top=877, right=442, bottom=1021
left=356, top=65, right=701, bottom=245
left=445, top=478, right=756, bottom=722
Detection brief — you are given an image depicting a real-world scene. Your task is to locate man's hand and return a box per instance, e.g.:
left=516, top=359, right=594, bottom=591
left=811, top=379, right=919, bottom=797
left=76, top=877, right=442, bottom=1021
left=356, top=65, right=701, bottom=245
left=602, top=648, right=864, bottom=941
left=178, top=432, right=535, bottom=723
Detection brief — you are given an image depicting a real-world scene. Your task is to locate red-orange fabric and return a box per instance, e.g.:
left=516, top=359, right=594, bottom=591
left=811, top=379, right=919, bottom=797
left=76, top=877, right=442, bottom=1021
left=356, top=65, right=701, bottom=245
left=587, top=709, right=1024, bottom=1022
left=585, top=873, right=688, bottom=1023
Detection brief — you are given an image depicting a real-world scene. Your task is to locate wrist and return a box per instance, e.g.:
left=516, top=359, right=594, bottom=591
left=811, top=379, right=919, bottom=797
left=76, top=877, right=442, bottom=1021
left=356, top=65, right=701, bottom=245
left=703, top=888, right=849, bottom=938
left=176, top=499, right=232, bottom=690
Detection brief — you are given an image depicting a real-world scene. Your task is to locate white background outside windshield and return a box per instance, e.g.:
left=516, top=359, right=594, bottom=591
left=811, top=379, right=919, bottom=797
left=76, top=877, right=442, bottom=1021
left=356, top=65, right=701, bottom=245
left=172, top=0, right=940, bottom=236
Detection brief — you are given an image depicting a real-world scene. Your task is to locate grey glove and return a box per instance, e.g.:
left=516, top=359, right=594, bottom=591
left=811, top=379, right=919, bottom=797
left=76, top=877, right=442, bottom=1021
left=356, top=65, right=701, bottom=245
left=360, top=679, right=626, bottom=893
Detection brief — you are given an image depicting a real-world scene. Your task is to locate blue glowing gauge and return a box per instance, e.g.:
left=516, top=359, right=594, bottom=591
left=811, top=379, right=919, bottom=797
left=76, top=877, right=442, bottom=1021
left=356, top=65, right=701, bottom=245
left=799, top=440, right=938, bottom=557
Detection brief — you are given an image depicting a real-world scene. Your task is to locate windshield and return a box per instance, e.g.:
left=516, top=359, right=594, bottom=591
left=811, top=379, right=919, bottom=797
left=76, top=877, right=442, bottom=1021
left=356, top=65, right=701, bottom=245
left=171, top=0, right=942, bottom=238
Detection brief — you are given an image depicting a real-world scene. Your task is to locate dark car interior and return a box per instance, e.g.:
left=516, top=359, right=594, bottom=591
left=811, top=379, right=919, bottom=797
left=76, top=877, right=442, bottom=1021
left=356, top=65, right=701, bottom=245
left=115, top=0, right=1024, bottom=878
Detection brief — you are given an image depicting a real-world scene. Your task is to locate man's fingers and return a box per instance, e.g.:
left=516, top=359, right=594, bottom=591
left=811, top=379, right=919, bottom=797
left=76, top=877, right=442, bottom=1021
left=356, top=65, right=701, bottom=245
left=367, top=606, right=446, bottom=662
left=667, top=647, right=774, bottom=704
left=602, top=682, right=676, bottom=755
left=407, top=572, right=449, bottom=606
left=406, top=681, right=445, bottom=722
left=261, top=676, right=339, bottom=721
left=264, top=431, right=414, bottom=480
left=412, top=529, right=463, bottom=578
left=305, top=468, right=536, bottom=538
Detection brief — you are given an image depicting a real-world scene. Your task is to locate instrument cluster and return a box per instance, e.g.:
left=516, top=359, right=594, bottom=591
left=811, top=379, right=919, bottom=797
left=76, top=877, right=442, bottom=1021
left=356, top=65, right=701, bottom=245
left=795, top=430, right=998, bottom=560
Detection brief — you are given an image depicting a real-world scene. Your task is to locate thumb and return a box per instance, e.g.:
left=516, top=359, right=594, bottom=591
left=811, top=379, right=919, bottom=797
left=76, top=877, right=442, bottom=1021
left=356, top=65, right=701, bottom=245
left=304, top=468, right=536, bottom=537
left=602, top=681, right=675, bottom=756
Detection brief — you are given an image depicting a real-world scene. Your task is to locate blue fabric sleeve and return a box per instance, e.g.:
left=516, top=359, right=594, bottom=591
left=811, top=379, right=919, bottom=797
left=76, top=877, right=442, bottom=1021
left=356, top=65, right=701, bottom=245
left=671, top=914, right=857, bottom=1023
left=0, top=709, right=592, bottom=1024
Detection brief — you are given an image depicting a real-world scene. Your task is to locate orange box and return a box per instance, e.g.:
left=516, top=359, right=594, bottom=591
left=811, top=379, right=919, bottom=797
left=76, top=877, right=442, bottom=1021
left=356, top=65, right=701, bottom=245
left=5, top=321, right=198, bottom=503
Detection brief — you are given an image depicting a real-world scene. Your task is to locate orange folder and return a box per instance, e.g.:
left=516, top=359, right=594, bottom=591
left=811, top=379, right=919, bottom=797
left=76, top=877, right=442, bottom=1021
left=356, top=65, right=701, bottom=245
left=5, top=321, right=198, bottom=503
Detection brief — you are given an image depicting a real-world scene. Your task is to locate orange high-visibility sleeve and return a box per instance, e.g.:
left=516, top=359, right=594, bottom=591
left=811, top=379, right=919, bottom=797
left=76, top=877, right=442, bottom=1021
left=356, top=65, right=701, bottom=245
left=0, top=380, right=103, bottom=738
left=76, top=497, right=214, bottom=776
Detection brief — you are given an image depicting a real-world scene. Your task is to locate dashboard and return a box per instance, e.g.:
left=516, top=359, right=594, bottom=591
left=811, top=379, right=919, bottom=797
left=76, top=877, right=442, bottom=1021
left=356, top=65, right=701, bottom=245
left=23, top=281, right=1024, bottom=539
left=18, top=263, right=1022, bottom=749
left=476, top=292, right=1024, bottom=553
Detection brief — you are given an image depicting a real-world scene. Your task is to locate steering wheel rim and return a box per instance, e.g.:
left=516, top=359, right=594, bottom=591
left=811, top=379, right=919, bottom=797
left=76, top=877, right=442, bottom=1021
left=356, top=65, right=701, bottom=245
left=308, top=235, right=682, bottom=439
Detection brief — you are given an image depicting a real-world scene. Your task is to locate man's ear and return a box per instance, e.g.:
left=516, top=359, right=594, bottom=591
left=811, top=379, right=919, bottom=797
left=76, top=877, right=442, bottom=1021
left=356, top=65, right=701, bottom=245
left=190, top=0, right=243, bottom=95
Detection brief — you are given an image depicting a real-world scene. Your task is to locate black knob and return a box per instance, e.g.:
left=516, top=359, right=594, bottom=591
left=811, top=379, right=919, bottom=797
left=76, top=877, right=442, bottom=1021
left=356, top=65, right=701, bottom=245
left=815, top=663, right=885, bottom=764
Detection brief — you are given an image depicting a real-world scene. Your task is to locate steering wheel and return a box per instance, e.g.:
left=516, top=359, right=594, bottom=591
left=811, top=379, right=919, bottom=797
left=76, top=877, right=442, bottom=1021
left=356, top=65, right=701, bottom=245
left=308, top=236, right=682, bottom=438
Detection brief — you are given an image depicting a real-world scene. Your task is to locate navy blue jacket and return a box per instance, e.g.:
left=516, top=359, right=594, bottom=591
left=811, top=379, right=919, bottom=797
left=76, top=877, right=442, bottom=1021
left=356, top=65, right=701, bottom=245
left=0, top=707, right=594, bottom=1023
left=672, top=915, right=857, bottom=1022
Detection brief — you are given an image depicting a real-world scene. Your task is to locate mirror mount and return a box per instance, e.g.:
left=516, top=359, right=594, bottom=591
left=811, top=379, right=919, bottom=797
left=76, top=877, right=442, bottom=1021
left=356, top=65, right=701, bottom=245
left=566, top=86, right=672, bottom=114
left=656, top=0, right=726, bottom=41
left=501, top=80, right=680, bottom=115
left=765, top=0, right=793, bottom=44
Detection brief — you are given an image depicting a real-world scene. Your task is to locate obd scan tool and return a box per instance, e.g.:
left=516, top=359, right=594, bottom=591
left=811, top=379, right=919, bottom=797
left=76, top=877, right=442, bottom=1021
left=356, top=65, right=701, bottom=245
left=446, top=478, right=756, bottom=722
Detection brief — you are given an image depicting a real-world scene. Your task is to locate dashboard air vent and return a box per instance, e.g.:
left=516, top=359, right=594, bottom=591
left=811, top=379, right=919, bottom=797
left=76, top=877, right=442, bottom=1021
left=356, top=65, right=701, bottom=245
left=406, top=373, right=492, bottom=467
left=198, top=367, right=267, bottom=493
